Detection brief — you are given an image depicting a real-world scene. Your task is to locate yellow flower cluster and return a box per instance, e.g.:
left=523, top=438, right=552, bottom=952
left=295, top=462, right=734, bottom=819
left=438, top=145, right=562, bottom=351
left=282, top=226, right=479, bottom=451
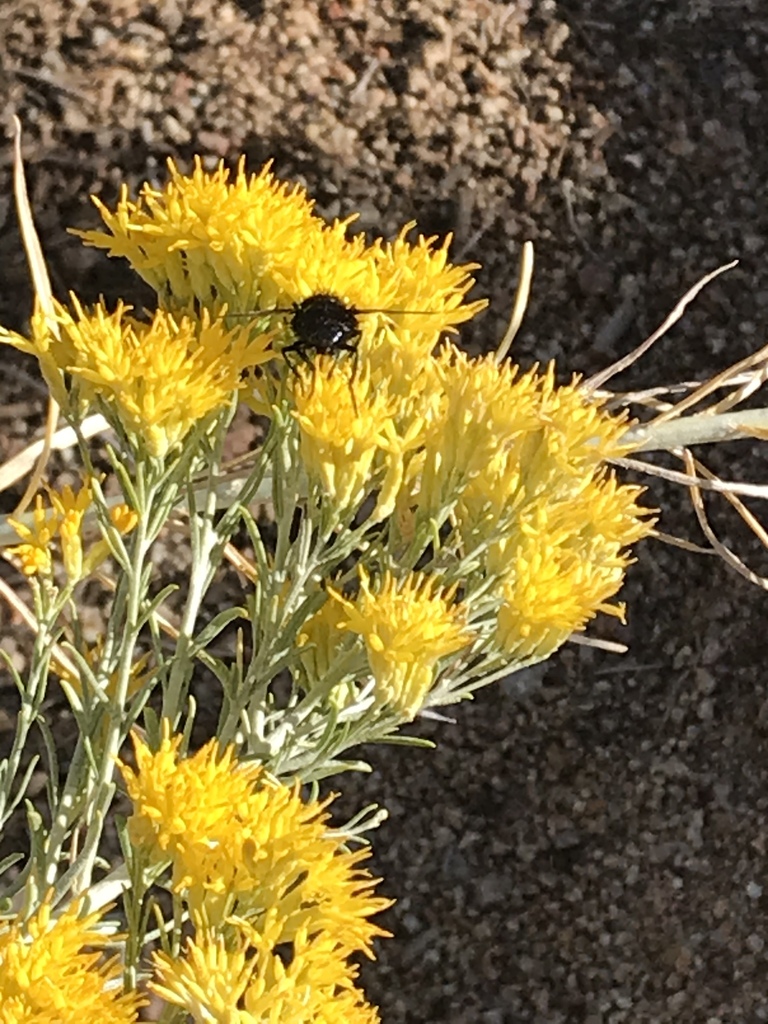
left=0, top=156, right=659, bottom=1023
left=152, top=925, right=381, bottom=1024
left=297, top=347, right=651, bottom=712
left=0, top=899, right=143, bottom=1023
left=315, top=568, right=472, bottom=721
left=418, top=352, right=652, bottom=659
left=7, top=480, right=137, bottom=583
left=118, top=728, right=389, bottom=1021
left=78, top=159, right=484, bottom=334
left=77, top=158, right=652, bottom=697
left=41, top=301, right=270, bottom=457
left=4, top=156, right=653, bottom=714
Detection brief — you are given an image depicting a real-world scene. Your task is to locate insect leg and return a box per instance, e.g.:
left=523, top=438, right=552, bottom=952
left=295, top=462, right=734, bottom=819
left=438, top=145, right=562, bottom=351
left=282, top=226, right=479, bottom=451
left=282, top=342, right=320, bottom=400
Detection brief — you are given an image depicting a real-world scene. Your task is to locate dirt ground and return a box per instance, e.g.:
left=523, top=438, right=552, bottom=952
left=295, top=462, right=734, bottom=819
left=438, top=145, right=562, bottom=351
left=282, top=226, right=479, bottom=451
left=2, top=1, right=768, bottom=1021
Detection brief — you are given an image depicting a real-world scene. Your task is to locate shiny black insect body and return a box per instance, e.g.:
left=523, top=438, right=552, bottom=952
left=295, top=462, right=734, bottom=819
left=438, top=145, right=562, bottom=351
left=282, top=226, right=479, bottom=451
left=235, top=292, right=435, bottom=410
left=238, top=291, right=431, bottom=369
left=280, top=293, right=362, bottom=374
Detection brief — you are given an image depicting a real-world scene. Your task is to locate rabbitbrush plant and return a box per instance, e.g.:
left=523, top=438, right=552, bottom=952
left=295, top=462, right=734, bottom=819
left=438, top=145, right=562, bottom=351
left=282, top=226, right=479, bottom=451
left=1, top=128, right=762, bottom=1020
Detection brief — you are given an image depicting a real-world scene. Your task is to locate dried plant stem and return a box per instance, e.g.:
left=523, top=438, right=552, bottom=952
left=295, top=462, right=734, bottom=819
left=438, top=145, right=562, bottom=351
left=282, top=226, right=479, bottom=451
left=11, top=116, right=59, bottom=516
left=494, top=241, right=534, bottom=362
left=0, top=414, right=109, bottom=494
left=612, top=455, right=768, bottom=501
left=682, top=448, right=768, bottom=590
left=584, top=260, right=739, bottom=394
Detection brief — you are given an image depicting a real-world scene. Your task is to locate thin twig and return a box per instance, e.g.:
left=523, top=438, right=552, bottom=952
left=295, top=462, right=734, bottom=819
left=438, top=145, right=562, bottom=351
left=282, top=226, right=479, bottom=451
left=569, top=634, right=628, bottom=654
left=584, top=260, right=738, bottom=394
left=599, top=374, right=760, bottom=414
left=10, top=116, right=58, bottom=515
left=612, top=454, right=768, bottom=500
left=687, top=450, right=768, bottom=551
left=682, top=448, right=768, bottom=590
left=647, top=338, right=768, bottom=427
left=0, top=414, right=109, bottom=494
left=494, top=241, right=534, bottom=363
left=652, top=529, right=716, bottom=556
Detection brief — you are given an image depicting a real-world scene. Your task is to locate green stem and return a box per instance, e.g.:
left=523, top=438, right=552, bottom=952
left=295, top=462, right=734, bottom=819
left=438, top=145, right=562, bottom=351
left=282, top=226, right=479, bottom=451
left=0, top=586, right=57, bottom=836
left=162, top=484, right=220, bottom=725
left=624, top=406, right=768, bottom=452
left=63, top=466, right=156, bottom=895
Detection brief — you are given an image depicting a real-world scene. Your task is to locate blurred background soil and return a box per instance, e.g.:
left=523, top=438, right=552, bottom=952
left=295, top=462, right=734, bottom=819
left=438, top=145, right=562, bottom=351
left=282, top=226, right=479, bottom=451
left=2, top=1, right=768, bottom=1021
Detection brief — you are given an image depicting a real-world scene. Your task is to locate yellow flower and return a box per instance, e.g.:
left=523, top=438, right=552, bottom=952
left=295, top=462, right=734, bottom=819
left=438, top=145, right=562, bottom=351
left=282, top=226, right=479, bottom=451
left=151, top=921, right=380, bottom=1024
left=118, top=727, right=391, bottom=953
left=6, top=494, right=58, bottom=577
left=420, top=350, right=630, bottom=518
left=0, top=897, right=143, bottom=1024
left=109, top=502, right=139, bottom=535
left=297, top=598, right=361, bottom=710
left=151, top=930, right=251, bottom=1022
left=494, top=475, right=653, bottom=659
left=579, top=473, right=653, bottom=548
left=76, top=158, right=322, bottom=314
left=496, top=536, right=627, bottom=660
left=328, top=568, right=472, bottom=720
left=7, top=482, right=137, bottom=584
left=29, top=298, right=271, bottom=457
left=118, top=727, right=261, bottom=873
left=292, top=361, right=411, bottom=518
left=47, top=481, right=94, bottom=582
left=360, top=229, right=486, bottom=387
